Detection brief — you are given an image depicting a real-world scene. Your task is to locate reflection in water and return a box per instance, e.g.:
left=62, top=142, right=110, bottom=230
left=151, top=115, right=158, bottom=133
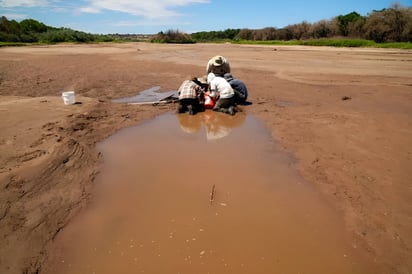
left=44, top=113, right=376, bottom=274
left=177, top=111, right=246, bottom=140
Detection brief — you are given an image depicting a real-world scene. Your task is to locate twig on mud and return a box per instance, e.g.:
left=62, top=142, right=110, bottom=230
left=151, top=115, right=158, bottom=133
left=210, top=184, right=215, bottom=205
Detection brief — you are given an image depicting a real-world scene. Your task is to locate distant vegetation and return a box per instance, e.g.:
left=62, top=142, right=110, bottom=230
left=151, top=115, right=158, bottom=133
left=150, top=29, right=194, bottom=43
left=233, top=39, right=412, bottom=49
left=229, top=4, right=412, bottom=43
left=0, top=16, right=114, bottom=44
left=151, top=3, right=412, bottom=48
left=190, top=28, right=240, bottom=42
left=1, top=3, right=411, bottom=48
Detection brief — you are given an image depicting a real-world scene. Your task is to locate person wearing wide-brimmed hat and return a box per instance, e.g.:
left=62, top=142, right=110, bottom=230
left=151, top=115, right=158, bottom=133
left=206, top=55, right=230, bottom=76
left=177, top=77, right=206, bottom=115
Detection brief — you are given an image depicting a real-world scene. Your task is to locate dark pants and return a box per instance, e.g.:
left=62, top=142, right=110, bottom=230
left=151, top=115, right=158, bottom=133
left=229, top=79, right=248, bottom=104
left=178, top=98, right=203, bottom=114
left=213, top=96, right=235, bottom=112
left=234, top=89, right=247, bottom=104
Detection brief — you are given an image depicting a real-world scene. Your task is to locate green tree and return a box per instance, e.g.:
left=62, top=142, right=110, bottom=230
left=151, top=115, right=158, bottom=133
left=0, top=16, right=20, bottom=36
left=0, top=16, right=10, bottom=32
left=221, top=28, right=240, bottom=39
left=19, top=19, right=48, bottom=34
left=336, top=11, right=362, bottom=36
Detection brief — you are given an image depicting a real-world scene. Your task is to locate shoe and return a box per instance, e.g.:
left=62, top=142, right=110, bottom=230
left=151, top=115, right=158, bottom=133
left=177, top=104, right=184, bottom=113
left=228, top=106, right=235, bottom=115
left=187, top=105, right=194, bottom=115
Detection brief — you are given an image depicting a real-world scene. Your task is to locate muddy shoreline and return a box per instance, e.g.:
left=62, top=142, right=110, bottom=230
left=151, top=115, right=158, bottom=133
left=0, top=43, right=411, bottom=273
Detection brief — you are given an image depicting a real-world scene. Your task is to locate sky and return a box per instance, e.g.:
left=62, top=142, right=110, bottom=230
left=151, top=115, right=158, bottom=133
left=1, top=0, right=411, bottom=34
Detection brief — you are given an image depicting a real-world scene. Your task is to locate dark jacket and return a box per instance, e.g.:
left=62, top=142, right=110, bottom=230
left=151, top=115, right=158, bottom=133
left=223, top=73, right=248, bottom=102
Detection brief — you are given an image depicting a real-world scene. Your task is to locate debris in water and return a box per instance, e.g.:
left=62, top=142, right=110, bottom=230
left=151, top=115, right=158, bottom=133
left=220, top=203, right=227, bottom=207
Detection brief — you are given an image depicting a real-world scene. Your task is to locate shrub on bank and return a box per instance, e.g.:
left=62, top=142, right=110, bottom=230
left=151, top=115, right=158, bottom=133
left=150, top=30, right=195, bottom=44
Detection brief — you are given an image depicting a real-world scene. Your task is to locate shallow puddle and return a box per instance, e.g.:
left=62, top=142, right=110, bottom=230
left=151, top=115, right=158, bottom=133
left=111, top=86, right=178, bottom=104
left=45, top=111, right=374, bottom=274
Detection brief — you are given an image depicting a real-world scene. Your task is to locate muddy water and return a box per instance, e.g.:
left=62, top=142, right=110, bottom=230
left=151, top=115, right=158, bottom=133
left=45, top=112, right=374, bottom=274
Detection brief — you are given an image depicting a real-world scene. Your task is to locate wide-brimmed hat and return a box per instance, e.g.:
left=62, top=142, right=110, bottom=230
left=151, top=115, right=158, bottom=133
left=212, top=55, right=226, bottom=66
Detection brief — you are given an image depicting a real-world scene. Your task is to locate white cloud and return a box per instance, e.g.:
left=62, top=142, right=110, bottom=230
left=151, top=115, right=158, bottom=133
left=0, top=0, right=49, bottom=7
left=78, top=6, right=101, bottom=14
left=112, top=18, right=188, bottom=27
left=1, top=13, right=27, bottom=19
left=79, top=0, right=210, bottom=19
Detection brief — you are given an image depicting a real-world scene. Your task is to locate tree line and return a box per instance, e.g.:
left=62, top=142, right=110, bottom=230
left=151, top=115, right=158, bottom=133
left=0, top=17, right=113, bottom=43
left=1, top=3, right=411, bottom=44
left=192, top=4, right=412, bottom=43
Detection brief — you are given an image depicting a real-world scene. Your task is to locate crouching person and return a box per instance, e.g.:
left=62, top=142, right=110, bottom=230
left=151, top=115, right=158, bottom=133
left=177, top=77, right=205, bottom=115
left=223, top=73, right=248, bottom=104
left=207, top=72, right=237, bottom=115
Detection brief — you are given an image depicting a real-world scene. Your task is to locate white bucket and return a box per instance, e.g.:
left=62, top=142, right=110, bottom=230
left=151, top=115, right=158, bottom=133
left=62, top=91, right=76, bottom=105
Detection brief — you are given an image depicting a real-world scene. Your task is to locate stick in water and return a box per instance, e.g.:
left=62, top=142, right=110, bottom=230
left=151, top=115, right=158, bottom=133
left=210, top=184, right=215, bottom=204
